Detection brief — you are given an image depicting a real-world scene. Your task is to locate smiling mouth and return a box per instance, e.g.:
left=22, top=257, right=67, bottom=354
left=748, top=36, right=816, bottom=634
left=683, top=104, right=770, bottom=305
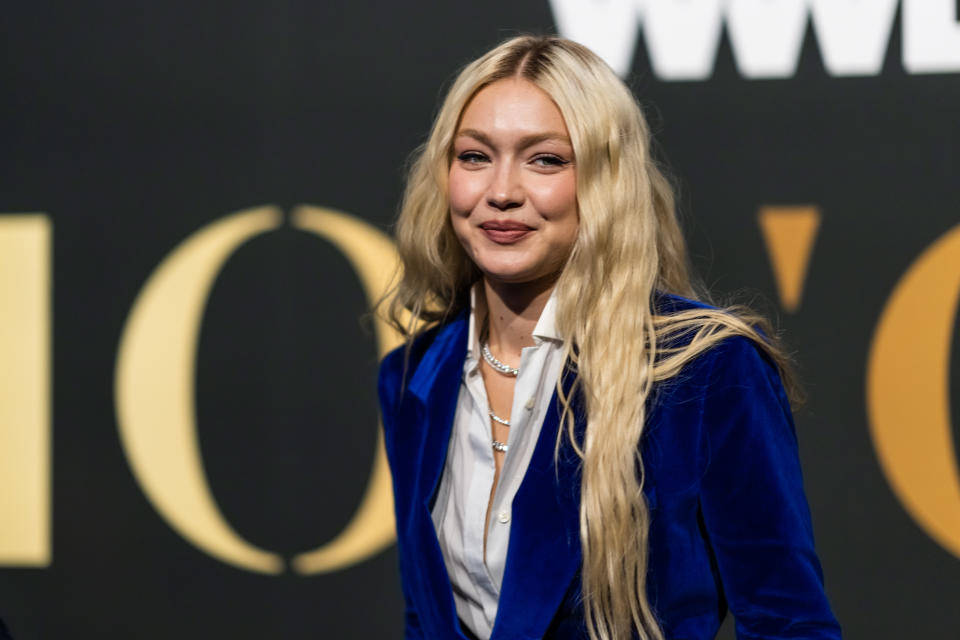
left=480, top=220, right=534, bottom=244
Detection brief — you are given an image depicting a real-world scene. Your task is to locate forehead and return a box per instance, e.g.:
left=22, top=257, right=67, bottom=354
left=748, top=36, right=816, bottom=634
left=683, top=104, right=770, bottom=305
left=458, top=78, right=569, bottom=138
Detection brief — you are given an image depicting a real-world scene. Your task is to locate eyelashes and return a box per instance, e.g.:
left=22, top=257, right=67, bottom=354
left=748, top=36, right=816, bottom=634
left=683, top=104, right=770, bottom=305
left=457, top=151, right=488, bottom=164
left=455, top=151, right=571, bottom=168
left=532, top=154, right=570, bottom=167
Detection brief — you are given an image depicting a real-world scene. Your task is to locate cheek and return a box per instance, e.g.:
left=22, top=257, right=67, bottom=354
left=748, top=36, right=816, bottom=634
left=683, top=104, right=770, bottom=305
left=537, top=175, right=579, bottom=252
left=528, top=175, right=578, bottom=220
left=447, top=166, right=484, bottom=216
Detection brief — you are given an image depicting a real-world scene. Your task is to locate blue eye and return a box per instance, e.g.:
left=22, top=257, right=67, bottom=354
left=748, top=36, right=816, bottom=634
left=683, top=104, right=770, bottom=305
left=457, top=151, right=488, bottom=164
left=532, top=154, right=569, bottom=167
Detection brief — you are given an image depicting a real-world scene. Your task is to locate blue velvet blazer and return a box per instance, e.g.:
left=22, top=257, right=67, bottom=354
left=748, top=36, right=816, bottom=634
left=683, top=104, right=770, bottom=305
left=378, top=293, right=841, bottom=640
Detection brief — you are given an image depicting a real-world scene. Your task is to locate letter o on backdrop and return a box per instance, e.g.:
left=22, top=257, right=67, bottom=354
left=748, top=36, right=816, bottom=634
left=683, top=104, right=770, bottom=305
left=115, top=205, right=403, bottom=574
left=867, top=223, right=960, bottom=559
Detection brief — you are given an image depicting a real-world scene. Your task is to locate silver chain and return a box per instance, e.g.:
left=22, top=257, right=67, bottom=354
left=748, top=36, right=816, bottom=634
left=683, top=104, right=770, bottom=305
left=482, top=340, right=515, bottom=452
left=488, top=410, right=510, bottom=426
left=481, top=342, right=519, bottom=376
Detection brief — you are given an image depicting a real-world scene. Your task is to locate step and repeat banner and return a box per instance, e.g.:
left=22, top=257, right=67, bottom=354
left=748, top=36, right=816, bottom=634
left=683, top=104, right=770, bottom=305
left=2, top=1, right=959, bottom=638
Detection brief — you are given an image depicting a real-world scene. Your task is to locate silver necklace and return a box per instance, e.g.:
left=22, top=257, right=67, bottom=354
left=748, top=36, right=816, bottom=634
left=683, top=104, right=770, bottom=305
left=481, top=341, right=519, bottom=376
left=488, top=409, right=510, bottom=426
left=481, top=337, right=515, bottom=453
left=489, top=409, right=510, bottom=451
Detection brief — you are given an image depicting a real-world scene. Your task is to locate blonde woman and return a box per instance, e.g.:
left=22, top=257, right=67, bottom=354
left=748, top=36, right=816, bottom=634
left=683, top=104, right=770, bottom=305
left=378, top=36, right=841, bottom=640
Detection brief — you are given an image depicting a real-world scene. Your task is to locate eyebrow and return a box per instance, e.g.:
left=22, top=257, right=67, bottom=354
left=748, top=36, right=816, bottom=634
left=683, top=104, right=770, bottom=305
left=455, top=128, right=571, bottom=149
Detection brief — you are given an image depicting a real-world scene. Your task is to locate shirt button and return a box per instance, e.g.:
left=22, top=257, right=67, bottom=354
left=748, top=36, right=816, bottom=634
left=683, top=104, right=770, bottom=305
left=524, top=397, right=535, bottom=410
left=497, top=510, right=510, bottom=524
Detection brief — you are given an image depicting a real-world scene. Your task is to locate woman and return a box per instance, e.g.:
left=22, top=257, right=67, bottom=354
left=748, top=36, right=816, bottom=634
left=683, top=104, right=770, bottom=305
left=378, top=35, right=841, bottom=640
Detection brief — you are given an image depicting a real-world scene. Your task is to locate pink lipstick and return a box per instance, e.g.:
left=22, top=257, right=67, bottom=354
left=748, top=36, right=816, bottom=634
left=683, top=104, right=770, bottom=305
left=480, top=220, right=533, bottom=244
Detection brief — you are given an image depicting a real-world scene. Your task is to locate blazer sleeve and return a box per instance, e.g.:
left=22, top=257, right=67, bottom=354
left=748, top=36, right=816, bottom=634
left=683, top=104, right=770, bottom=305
left=377, top=348, right=426, bottom=640
left=696, top=337, right=842, bottom=639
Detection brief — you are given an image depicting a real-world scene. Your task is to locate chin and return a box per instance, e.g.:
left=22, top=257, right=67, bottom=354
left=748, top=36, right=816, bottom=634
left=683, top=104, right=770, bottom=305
left=474, top=262, right=528, bottom=281
left=480, top=264, right=550, bottom=285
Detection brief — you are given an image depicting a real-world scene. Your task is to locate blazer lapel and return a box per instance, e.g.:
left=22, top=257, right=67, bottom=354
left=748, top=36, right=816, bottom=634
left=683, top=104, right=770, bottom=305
left=407, top=314, right=470, bottom=502
left=492, top=368, right=584, bottom=639
left=402, top=313, right=473, bottom=639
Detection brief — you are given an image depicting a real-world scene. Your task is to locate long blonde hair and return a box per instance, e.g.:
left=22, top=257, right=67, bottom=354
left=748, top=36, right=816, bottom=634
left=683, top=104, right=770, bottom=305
left=387, top=35, right=794, bottom=640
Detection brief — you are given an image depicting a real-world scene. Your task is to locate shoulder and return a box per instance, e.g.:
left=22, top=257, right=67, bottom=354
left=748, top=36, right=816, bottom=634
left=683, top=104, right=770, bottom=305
left=649, top=322, right=796, bottom=482
left=378, top=320, right=448, bottom=382
left=377, top=311, right=468, bottom=411
left=655, top=335, right=783, bottom=410
left=378, top=324, right=439, bottom=403
left=654, top=290, right=776, bottom=365
left=682, top=335, right=793, bottom=448
left=653, top=289, right=717, bottom=315
left=700, top=335, right=782, bottom=398
left=652, top=291, right=784, bottom=403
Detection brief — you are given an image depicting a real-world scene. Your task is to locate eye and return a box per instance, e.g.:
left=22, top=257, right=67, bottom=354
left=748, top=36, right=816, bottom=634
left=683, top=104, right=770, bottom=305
left=531, top=154, right=570, bottom=168
left=457, top=151, right=488, bottom=164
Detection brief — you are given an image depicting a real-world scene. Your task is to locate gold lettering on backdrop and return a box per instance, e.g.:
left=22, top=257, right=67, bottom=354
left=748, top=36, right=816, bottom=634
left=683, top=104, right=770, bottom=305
left=0, top=215, right=52, bottom=566
left=757, top=206, right=821, bottom=313
left=867, top=223, right=960, bottom=559
left=115, top=207, right=286, bottom=573
left=115, top=205, right=403, bottom=574
left=289, top=204, right=404, bottom=574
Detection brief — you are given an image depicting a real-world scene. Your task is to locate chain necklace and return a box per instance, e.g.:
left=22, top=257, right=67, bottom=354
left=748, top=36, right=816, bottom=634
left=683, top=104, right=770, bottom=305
left=481, top=338, right=516, bottom=453
left=481, top=341, right=519, bottom=376
left=488, top=410, right=510, bottom=426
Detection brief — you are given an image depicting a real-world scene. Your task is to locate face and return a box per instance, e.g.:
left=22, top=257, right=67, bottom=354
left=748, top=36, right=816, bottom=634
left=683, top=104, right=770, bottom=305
left=449, top=78, right=578, bottom=287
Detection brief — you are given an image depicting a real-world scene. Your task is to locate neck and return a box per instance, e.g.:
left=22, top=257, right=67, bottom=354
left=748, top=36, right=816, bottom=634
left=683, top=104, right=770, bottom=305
left=481, top=275, right=555, bottom=360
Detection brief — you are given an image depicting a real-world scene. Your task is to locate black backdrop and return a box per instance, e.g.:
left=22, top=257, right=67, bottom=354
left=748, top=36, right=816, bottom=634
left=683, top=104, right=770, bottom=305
left=2, top=2, right=959, bottom=638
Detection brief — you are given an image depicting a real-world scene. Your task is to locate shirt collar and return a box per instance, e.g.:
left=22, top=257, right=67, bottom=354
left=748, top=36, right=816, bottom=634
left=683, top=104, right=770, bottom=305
left=532, top=287, right=560, bottom=344
left=466, top=282, right=561, bottom=362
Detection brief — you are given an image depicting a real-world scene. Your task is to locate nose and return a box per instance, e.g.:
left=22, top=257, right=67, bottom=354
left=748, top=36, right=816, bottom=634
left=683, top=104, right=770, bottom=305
left=486, top=163, right=523, bottom=211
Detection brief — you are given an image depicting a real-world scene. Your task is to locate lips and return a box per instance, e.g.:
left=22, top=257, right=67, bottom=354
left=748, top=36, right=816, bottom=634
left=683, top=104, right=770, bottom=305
left=479, top=220, right=534, bottom=244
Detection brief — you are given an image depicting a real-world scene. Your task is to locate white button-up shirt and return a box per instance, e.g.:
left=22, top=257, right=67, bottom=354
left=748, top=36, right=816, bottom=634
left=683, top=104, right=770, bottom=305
left=430, top=285, right=566, bottom=639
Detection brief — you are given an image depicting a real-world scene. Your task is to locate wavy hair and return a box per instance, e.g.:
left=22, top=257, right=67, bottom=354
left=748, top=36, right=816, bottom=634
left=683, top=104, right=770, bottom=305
left=387, top=35, right=795, bottom=640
